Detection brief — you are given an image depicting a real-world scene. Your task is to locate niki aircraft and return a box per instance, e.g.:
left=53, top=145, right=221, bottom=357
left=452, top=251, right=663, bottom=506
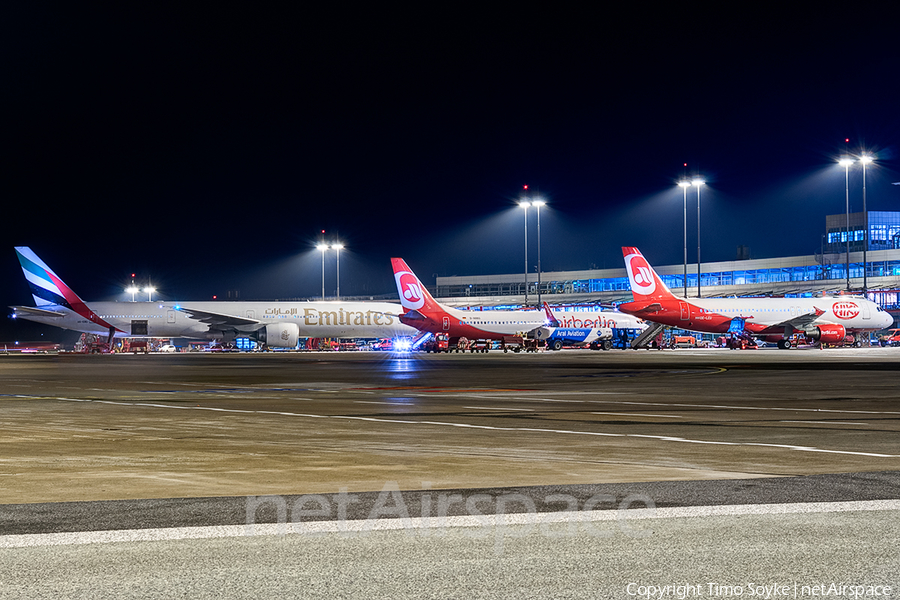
left=618, top=246, right=893, bottom=348
left=391, top=257, right=644, bottom=345
left=11, top=247, right=416, bottom=347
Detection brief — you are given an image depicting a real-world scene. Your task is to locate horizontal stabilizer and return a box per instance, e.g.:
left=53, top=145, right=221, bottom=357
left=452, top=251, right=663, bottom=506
left=10, top=305, right=66, bottom=318
left=399, top=309, right=427, bottom=321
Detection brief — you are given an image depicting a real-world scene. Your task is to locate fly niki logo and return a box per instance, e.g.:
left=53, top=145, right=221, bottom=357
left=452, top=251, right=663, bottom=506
left=395, top=271, right=425, bottom=310
left=832, top=301, right=860, bottom=320
left=626, top=254, right=656, bottom=295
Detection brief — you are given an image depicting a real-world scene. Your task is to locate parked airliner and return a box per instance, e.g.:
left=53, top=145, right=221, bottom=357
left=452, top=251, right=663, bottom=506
left=618, top=246, right=893, bottom=348
left=391, top=257, right=643, bottom=345
left=11, top=247, right=416, bottom=347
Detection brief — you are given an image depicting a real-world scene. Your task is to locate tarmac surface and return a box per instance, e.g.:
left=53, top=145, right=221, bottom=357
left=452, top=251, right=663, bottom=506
left=1, top=348, right=899, bottom=597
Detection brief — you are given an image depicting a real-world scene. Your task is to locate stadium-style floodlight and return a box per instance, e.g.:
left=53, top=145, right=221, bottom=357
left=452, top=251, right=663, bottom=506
left=860, top=154, right=874, bottom=294
left=692, top=179, right=705, bottom=298
left=519, top=200, right=530, bottom=305
left=143, top=286, right=156, bottom=302
left=126, top=285, right=139, bottom=302
left=677, top=181, right=692, bottom=298
left=838, top=157, right=854, bottom=290
left=532, top=198, right=546, bottom=306
left=332, top=242, right=344, bottom=300
left=316, top=243, right=329, bottom=300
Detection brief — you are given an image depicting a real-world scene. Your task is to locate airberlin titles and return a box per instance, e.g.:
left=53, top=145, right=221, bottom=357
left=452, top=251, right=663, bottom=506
left=263, top=307, right=397, bottom=326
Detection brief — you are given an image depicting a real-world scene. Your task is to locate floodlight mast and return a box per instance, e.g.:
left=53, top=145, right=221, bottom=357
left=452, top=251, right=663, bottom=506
left=332, top=243, right=344, bottom=300
left=519, top=200, right=530, bottom=305
left=838, top=157, right=854, bottom=291
left=860, top=154, right=874, bottom=294
left=316, top=243, right=329, bottom=300
left=692, top=179, right=705, bottom=298
left=532, top=199, right=545, bottom=306
left=677, top=181, right=691, bottom=298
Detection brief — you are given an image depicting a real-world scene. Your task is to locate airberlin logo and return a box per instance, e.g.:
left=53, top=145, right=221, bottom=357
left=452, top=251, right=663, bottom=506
left=626, top=253, right=656, bottom=295
left=832, top=301, right=860, bottom=320
left=395, top=271, right=425, bottom=310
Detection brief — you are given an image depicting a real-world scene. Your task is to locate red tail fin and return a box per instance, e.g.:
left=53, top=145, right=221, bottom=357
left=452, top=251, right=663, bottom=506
left=621, top=247, right=675, bottom=303
left=391, top=258, right=446, bottom=316
left=542, top=302, right=560, bottom=327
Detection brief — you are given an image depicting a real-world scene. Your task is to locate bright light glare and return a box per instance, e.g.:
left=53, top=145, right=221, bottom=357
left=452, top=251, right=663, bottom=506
left=393, top=337, right=412, bottom=352
left=859, top=154, right=874, bottom=165
left=691, top=179, right=705, bottom=187
left=143, top=287, right=156, bottom=294
left=531, top=199, right=546, bottom=207
left=838, top=157, right=855, bottom=167
left=677, top=181, right=691, bottom=188
left=518, top=201, right=530, bottom=209
left=331, top=243, right=344, bottom=250
left=125, top=286, right=139, bottom=294
left=316, top=243, right=329, bottom=251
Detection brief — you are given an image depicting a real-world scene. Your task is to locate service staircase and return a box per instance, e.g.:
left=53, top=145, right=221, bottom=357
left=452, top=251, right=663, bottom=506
left=630, top=322, right=668, bottom=349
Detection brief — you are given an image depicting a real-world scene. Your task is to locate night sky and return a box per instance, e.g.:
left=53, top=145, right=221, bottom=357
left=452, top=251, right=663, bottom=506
left=5, top=5, right=900, bottom=341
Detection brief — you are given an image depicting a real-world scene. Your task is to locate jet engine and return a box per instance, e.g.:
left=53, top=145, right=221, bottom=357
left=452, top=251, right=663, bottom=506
left=805, top=323, right=846, bottom=344
left=254, top=323, right=300, bottom=348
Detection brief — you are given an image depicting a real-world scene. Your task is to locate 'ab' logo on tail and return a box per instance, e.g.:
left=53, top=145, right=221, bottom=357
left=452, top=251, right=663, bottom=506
left=625, top=253, right=657, bottom=296
left=395, top=271, right=425, bottom=310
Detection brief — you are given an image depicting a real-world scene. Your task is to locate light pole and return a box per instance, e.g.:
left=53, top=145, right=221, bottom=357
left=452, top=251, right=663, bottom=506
left=860, top=154, right=873, bottom=294
left=519, top=200, right=530, bottom=305
left=126, top=285, right=138, bottom=302
left=144, top=286, right=155, bottom=302
left=839, top=157, right=854, bottom=290
left=332, top=242, right=344, bottom=300
left=678, top=181, right=691, bottom=298
left=533, top=199, right=545, bottom=306
left=316, top=243, right=328, bottom=300
left=692, top=178, right=705, bottom=298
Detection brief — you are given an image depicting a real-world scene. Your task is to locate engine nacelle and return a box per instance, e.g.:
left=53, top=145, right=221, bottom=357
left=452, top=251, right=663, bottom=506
left=805, top=323, right=846, bottom=344
left=254, top=323, right=300, bottom=348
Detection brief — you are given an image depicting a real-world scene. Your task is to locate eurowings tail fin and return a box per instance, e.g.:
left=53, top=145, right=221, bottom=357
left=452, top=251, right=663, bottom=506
left=621, top=247, right=676, bottom=303
left=14, top=246, right=121, bottom=331
left=390, top=258, right=445, bottom=316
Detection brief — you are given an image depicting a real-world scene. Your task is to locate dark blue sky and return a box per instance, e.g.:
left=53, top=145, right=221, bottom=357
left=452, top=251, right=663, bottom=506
left=4, top=5, right=900, bottom=340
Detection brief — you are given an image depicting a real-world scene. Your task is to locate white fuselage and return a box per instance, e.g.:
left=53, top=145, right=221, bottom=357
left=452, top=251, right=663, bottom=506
left=15, top=300, right=417, bottom=339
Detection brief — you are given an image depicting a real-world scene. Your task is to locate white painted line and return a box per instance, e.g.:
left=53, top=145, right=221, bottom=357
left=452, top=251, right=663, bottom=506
left=27, top=396, right=900, bottom=458
left=592, top=412, right=684, bottom=418
left=780, top=421, right=869, bottom=426
left=463, top=407, right=534, bottom=411
left=2, top=499, right=898, bottom=549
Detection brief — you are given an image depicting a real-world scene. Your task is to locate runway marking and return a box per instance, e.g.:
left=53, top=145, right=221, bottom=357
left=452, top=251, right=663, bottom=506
left=19, top=395, right=900, bottom=459
left=594, top=399, right=900, bottom=416
left=592, top=412, right=683, bottom=418
left=2, top=499, right=898, bottom=548
left=463, top=407, right=535, bottom=411
left=780, top=421, right=869, bottom=426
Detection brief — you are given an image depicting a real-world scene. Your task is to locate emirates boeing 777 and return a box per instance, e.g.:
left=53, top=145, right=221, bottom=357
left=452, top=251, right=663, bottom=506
left=11, top=247, right=416, bottom=347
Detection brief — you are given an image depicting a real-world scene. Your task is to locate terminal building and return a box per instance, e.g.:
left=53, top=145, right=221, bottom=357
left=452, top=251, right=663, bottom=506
left=435, top=212, right=900, bottom=318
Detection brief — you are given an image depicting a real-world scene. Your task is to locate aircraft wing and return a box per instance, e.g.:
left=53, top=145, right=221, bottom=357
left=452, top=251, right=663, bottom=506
left=755, top=307, right=825, bottom=333
left=10, top=305, right=67, bottom=318
left=175, top=307, right=261, bottom=327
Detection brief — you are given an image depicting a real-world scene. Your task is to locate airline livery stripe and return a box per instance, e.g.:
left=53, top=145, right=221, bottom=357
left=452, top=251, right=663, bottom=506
left=22, top=266, right=58, bottom=294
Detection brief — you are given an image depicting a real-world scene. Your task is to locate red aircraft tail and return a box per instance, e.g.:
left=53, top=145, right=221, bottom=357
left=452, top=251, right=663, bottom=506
left=621, top=247, right=675, bottom=303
